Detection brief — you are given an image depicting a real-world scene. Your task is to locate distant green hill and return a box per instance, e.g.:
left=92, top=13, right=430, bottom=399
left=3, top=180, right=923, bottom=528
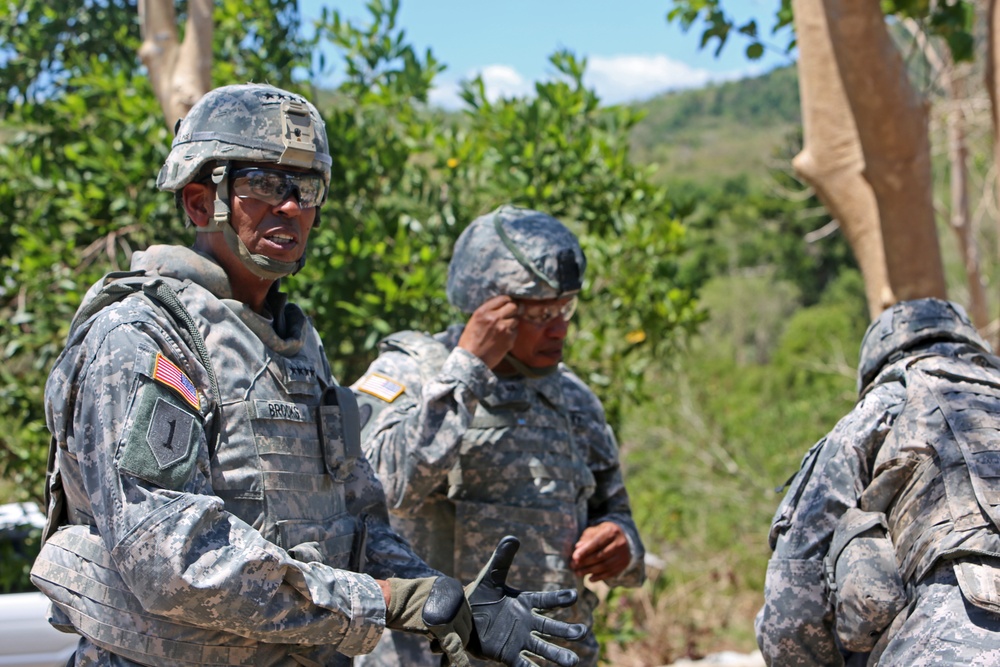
left=629, top=65, right=801, bottom=187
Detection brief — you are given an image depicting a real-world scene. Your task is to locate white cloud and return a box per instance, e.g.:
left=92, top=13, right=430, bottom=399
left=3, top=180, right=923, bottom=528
left=478, top=65, right=535, bottom=102
left=428, top=55, right=762, bottom=110
left=585, top=54, right=717, bottom=105
left=429, top=65, right=534, bottom=110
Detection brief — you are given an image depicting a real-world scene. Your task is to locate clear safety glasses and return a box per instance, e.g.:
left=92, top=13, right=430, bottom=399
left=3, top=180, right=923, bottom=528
left=230, top=167, right=327, bottom=209
left=516, top=295, right=579, bottom=326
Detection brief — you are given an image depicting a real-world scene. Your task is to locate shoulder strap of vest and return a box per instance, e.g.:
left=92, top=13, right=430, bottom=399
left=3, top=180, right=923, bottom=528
left=70, top=271, right=220, bottom=405
left=44, top=272, right=222, bottom=541
left=68, top=270, right=146, bottom=336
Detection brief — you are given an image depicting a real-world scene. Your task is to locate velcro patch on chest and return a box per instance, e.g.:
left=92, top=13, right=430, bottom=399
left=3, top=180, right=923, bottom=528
left=151, top=353, right=200, bottom=411
left=356, top=372, right=405, bottom=402
left=252, top=399, right=311, bottom=422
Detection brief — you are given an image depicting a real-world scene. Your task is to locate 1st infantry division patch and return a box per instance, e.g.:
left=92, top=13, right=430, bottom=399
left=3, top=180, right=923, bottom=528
left=357, top=372, right=405, bottom=402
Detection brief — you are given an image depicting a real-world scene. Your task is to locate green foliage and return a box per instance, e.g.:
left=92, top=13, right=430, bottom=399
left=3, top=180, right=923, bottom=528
left=0, top=0, right=137, bottom=114
left=880, top=0, right=975, bottom=62
left=0, top=68, right=177, bottom=503
left=667, top=134, right=858, bottom=308
left=667, top=0, right=975, bottom=64
left=634, top=65, right=800, bottom=136
left=311, top=0, right=441, bottom=103
left=928, top=1, right=975, bottom=62
left=597, top=271, right=869, bottom=662
left=210, top=0, right=310, bottom=87
left=291, top=0, right=453, bottom=382
left=666, top=0, right=795, bottom=59
left=630, top=66, right=800, bottom=187
left=0, top=519, right=42, bottom=594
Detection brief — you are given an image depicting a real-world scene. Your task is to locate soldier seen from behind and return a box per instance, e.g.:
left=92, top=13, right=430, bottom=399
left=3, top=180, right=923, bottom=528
left=29, top=84, right=586, bottom=667
left=756, top=297, right=1000, bottom=665
left=352, top=206, right=646, bottom=666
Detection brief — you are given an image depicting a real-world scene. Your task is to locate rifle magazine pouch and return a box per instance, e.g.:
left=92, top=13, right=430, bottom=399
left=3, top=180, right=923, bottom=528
left=825, top=508, right=907, bottom=652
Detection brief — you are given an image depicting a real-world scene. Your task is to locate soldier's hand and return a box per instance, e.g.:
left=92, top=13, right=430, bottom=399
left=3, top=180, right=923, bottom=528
left=384, top=576, right=473, bottom=667
left=458, top=296, right=519, bottom=369
left=570, top=522, right=631, bottom=582
left=464, top=536, right=586, bottom=667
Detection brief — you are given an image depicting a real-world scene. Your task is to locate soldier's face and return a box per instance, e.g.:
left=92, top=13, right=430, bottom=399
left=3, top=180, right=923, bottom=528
left=510, top=297, right=572, bottom=367
left=227, top=163, right=319, bottom=266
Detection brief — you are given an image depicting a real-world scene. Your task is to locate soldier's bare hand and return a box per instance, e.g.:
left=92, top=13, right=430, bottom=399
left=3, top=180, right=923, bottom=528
left=458, top=296, right=519, bottom=369
left=570, top=522, right=630, bottom=583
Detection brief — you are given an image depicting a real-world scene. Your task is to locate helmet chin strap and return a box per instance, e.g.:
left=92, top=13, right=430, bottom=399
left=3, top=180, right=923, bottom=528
left=221, top=223, right=303, bottom=281
left=195, top=163, right=303, bottom=281
left=500, top=353, right=560, bottom=378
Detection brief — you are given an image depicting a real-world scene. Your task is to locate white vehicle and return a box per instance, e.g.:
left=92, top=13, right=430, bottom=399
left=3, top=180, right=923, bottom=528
left=0, top=503, right=78, bottom=667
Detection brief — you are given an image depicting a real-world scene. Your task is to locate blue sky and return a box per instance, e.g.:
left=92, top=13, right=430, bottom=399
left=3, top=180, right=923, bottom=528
left=299, top=0, right=796, bottom=108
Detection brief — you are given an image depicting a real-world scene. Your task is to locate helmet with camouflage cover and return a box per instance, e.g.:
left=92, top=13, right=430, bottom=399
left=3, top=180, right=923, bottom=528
left=857, top=297, right=991, bottom=394
left=446, top=205, right=586, bottom=313
left=156, top=83, right=331, bottom=280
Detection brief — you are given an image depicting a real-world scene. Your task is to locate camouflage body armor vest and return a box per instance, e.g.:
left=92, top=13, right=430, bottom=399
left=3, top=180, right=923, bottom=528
left=32, top=271, right=363, bottom=666
left=867, top=354, right=1000, bottom=604
left=383, top=333, right=598, bottom=641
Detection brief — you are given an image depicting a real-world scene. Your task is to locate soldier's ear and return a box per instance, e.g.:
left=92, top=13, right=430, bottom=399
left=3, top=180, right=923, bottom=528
left=182, top=183, right=215, bottom=228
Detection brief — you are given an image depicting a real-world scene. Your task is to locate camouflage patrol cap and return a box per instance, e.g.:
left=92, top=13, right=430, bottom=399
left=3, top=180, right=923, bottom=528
left=447, top=205, right=586, bottom=313
left=857, top=297, right=991, bottom=393
left=156, top=83, right=332, bottom=193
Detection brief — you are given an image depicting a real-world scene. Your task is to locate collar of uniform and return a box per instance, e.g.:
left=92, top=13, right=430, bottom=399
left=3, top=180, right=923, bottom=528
left=131, top=245, right=234, bottom=299
left=498, top=352, right=560, bottom=379
left=132, top=244, right=309, bottom=354
left=225, top=290, right=309, bottom=356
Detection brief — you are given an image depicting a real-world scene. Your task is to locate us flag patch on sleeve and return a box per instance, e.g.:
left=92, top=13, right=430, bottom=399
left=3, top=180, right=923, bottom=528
left=356, top=372, right=405, bottom=402
left=152, top=353, right=201, bottom=411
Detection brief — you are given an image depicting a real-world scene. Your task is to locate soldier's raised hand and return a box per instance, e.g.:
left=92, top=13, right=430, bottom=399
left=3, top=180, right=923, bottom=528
left=457, top=295, right=519, bottom=369
left=464, top=536, right=586, bottom=667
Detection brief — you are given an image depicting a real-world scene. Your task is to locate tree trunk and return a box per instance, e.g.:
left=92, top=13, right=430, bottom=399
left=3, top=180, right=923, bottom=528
left=990, top=0, right=1000, bottom=343
left=138, top=0, right=213, bottom=130
left=903, top=19, right=989, bottom=330
left=790, top=0, right=893, bottom=319
left=823, top=0, right=947, bottom=302
left=944, top=66, right=990, bottom=329
left=902, top=19, right=990, bottom=331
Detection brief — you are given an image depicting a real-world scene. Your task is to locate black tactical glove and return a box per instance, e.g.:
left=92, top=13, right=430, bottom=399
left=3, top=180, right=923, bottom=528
left=465, top=536, right=587, bottom=667
left=385, top=576, right=473, bottom=667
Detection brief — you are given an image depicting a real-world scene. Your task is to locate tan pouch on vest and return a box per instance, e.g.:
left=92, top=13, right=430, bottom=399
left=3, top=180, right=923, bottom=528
left=824, top=507, right=907, bottom=652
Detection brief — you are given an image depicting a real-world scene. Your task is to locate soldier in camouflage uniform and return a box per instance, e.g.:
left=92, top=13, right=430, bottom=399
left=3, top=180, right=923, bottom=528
left=351, top=206, right=647, bottom=667
left=756, top=297, right=1000, bottom=666
left=30, top=84, right=586, bottom=667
